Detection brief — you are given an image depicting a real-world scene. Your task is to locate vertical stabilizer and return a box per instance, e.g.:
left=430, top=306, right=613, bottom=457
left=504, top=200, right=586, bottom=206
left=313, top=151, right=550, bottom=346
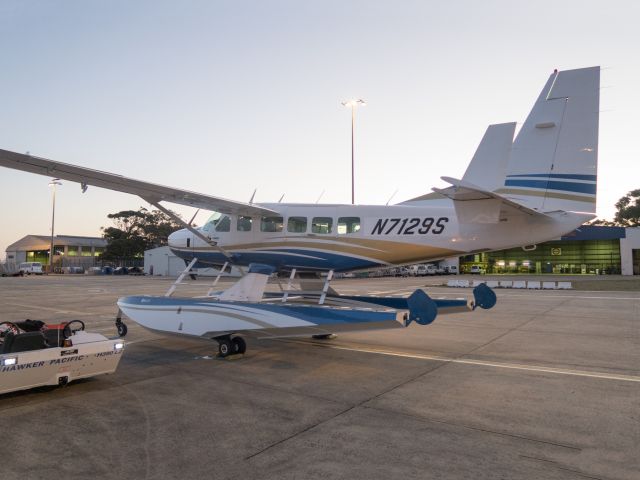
left=497, top=66, right=600, bottom=213
left=462, top=122, right=516, bottom=192
left=399, top=122, right=515, bottom=206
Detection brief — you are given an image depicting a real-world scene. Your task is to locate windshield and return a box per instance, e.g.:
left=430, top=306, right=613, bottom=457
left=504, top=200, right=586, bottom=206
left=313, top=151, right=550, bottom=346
left=202, top=212, right=230, bottom=233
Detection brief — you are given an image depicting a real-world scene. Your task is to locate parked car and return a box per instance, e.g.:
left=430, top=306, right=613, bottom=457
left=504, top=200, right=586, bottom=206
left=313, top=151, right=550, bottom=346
left=101, top=266, right=114, bottom=275
left=113, top=267, right=129, bottom=275
left=435, top=266, right=446, bottom=275
left=424, top=264, right=437, bottom=276
left=62, top=266, right=84, bottom=274
left=394, top=267, right=410, bottom=277
left=470, top=265, right=484, bottom=274
left=127, top=266, right=144, bottom=275
left=445, top=265, right=458, bottom=275
left=18, top=262, right=43, bottom=275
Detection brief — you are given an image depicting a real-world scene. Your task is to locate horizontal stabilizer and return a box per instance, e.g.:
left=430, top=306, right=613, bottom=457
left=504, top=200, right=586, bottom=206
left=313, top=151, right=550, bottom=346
left=433, top=177, right=549, bottom=223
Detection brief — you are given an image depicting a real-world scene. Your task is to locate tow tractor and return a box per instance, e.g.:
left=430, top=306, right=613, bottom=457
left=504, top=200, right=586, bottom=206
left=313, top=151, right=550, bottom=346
left=0, top=319, right=124, bottom=395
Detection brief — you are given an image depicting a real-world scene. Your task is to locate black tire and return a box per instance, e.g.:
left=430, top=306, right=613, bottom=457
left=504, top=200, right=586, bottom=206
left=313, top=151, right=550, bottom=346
left=312, top=333, right=336, bottom=340
left=117, top=322, right=128, bottom=337
left=232, top=336, right=247, bottom=354
left=218, top=338, right=232, bottom=357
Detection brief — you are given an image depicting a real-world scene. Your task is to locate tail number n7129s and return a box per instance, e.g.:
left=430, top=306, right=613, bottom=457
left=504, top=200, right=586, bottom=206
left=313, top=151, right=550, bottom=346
left=371, top=217, right=449, bottom=235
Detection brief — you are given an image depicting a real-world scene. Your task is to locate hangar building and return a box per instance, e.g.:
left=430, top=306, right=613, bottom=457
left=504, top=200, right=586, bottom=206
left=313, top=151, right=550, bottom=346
left=5, top=235, right=107, bottom=269
left=459, top=226, right=640, bottom=275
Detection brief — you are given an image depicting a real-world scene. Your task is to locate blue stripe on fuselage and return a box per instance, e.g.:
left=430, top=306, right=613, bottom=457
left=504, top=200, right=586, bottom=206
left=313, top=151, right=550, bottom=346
left=170, top=247, right=382, bottom=272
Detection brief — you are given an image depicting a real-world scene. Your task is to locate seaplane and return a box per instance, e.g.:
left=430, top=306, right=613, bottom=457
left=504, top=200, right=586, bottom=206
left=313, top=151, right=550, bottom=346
left=0, top=66, right=600, bottom=357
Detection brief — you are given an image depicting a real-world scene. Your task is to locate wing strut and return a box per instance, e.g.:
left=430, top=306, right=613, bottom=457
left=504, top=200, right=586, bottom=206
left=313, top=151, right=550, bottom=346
left=319, top=270, right=334, bottom=305
left=207, top=261, right=229, bottom=297
left=165, top=258, right=198, bottom=297
left=144, top=198, right=234, bottom=261
left=281, top=268, right=297, bottom=303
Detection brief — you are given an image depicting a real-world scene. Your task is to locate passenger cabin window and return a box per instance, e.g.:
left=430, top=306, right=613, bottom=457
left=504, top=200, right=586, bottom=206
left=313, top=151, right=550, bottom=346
left=237, top=216, right=253, bottom=232
left=287, top=217, right=307, bottom=233
left=311, top=217, right=333, bottom=234
left=260, top=216, right=284, bottom=233
left=215, top=215, right=230, bottom=232
left=337, top=217, right=361, bottom=234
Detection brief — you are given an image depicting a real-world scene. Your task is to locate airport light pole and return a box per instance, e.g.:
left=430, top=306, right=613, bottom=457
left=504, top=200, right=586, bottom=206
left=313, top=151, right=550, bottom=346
left=48, top=179, right=62, bottom=273
left=341, top=99, right=366, bottom=204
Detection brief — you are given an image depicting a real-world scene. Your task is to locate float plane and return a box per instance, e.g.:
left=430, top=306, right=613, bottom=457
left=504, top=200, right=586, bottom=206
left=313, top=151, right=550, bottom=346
left=0, top=66, right=600, bottom=356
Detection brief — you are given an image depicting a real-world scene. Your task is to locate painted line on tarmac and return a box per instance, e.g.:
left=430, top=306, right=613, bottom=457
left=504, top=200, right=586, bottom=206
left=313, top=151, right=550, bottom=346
left=493, top=292, right=640, bottom=300
left=298, top=342, right=640, bottom=383
left=422, top=291, right=640, bottom=301
left=3, top=302, right=91, bottom=316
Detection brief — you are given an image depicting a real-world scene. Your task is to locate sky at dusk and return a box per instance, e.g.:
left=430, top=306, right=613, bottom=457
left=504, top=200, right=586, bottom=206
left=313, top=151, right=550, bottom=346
left=1, top=0, right=639, bottom=259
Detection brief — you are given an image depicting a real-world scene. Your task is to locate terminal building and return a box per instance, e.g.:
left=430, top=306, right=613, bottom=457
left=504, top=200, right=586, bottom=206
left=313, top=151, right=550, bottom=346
left=5, top=235, right=107, bottom=269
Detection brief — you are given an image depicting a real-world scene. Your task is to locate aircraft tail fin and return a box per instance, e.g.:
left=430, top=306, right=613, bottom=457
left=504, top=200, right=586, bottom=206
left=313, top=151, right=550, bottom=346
left=399, top=122, right=515, bottom=205
left=462, top=122, right=516, bottom=191
left=495, top=66, right=600, bottom=214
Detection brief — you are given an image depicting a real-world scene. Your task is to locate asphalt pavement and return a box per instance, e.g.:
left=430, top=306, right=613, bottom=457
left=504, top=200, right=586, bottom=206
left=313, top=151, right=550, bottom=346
left=1, top=275, right=638, bottom=480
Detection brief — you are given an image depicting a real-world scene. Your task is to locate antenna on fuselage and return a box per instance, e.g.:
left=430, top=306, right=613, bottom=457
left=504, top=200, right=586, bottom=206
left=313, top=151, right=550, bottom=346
left=278, top=194, right=285, bottom=203
left=386, top=189, right=399, bottom=206
left=315, top=190, right=325, bottom=204
left=249, top=189, right=257, bottom=204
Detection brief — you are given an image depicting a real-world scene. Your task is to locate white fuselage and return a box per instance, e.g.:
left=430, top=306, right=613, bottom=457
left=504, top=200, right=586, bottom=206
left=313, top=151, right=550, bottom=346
left=167, top=203, right=590, bottom=272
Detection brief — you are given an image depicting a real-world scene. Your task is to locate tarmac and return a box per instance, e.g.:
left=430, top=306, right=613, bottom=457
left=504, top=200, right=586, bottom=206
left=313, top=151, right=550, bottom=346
left=0, top=274, right=638, bottom=480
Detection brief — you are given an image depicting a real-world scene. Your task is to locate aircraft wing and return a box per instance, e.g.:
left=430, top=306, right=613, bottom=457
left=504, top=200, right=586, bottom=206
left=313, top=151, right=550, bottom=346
left=0, top=148, right=277, bottom=216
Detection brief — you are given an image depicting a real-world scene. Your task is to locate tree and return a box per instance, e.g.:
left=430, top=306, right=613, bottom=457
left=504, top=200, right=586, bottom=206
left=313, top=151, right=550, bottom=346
left=613, top=189, right=640, bottom=227
left=588, top=189, right=640, bottom=227
left=101, top=207, right=184, bottom=262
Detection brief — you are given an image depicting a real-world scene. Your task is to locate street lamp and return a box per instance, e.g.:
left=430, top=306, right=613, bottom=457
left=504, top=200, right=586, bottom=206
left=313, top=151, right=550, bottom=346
left=48, top=178, right=62, bottom=273
left=341, top=98, right=366, bottom=204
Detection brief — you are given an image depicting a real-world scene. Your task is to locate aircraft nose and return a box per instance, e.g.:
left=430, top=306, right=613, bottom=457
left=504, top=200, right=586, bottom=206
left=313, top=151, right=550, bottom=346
left=168, top=229, right=186, bottom=248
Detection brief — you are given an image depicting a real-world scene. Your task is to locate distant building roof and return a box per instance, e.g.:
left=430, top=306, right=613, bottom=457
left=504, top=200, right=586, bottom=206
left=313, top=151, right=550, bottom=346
left=561, top=225, right=626, bottom=241
left=5, top=235, right=107, bottom=252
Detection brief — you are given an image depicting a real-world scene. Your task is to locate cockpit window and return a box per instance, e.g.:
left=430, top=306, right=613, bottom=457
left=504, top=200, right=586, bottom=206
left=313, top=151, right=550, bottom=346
left=260, top=216, right=284, bottom=233
left=202, top=212, right=230, bottom=232
left=237, top=216, right=253, bottom=232
left=215, top=215, right=230, bottom=232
